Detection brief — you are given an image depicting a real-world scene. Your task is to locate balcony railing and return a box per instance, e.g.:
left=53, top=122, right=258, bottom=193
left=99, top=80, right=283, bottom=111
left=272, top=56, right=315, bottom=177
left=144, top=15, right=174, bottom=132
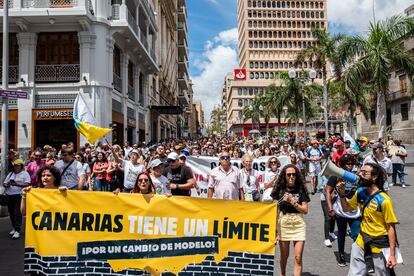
left=388, top=89, right=411, bottom=101
left=128, top=84, right=135, bottom=101
left=111, top=3, right=120, bottom=19
left=23, top=0, right=78, bottom=8
left=140, top=29, right=148, bottom=50
left=127, top=9, right=139, bottom=37
left=113, top=72, right=122, bottom=92
left=150, top=49, right=156, bottom=63
left=0, top=65, right=19, bottom=83
left=35, top=64, right=79, bottom=82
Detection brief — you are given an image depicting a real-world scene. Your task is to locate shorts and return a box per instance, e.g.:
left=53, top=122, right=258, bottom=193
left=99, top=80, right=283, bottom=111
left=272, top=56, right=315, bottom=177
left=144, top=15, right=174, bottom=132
left=277, top=212, right=306, bottom=241
left=308, top=162, right=321, bottom=176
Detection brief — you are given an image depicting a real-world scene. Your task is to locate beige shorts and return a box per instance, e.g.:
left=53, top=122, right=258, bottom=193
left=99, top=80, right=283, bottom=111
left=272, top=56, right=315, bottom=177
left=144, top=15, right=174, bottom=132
left=277, top=212, right=306, bottom=241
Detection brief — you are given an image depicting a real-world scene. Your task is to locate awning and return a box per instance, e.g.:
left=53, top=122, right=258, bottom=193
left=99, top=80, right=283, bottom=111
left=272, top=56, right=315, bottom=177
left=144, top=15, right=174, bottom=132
left=150, top=106, right=184, bottom=115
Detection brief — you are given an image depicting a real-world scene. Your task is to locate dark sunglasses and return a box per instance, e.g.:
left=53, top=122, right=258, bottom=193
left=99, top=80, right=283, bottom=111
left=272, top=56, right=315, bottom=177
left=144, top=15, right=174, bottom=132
left=34, top=155, right=42, bottom=157
left=270, top=161, right=278, bottom=164
left=220, top=155, right=231, bottom=160
left=359, top=170, right=372, bottom=176
left=138, top=178, right=149, bottom=183
left=286, top=173, right=296, bottom=178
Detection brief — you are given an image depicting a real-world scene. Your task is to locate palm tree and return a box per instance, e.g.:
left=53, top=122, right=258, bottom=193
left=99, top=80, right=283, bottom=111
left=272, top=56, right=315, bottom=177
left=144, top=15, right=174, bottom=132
left=263, top=84, right=284, bottom=134
left=295, top=27, right=345, bottom=139
left=339, top=15, right=414, bottom=138
left=210, top=107, right=225, bottom=136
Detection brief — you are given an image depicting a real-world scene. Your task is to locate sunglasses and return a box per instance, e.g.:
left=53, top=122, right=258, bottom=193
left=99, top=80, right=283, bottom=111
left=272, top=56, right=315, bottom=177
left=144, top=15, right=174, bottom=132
left=138, top=178, right=150, bottom=183
left=359, top=170, right=372, bottom=176
left=220, top=155, right=231, bottom=160
left=286, top=173, right=296, bottom=178
left=34, top=155, right=42, bottom=157
left=270, top=161, right=278, bottom=164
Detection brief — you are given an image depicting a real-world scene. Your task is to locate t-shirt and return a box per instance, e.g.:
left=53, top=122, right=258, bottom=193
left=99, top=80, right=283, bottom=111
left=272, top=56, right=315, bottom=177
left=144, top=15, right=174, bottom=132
left=327, top=175, right=358, bottom=199
left=124, top=147, right=133, bottom=158
left=277, top=188, right=310, bottom=214
left=4, top=171, right=31, bottom=195
left=150, top=174, right=171, bottom=195
left=163, top=165, right=193, bottom=196
left=121, top=160, right=145, bottom=189
left=241, top=169, right=259, bottom=194
left=332, top=149, right=346, bottom=165
left=27, top=160, right=46, bottom=186
left=348, top=187, right=398, bottom=253
left=93, top=161, right=109, bottom=179
left=55, top=160, right=85, bottom=189
left=388, top=145, right=407, bottom=164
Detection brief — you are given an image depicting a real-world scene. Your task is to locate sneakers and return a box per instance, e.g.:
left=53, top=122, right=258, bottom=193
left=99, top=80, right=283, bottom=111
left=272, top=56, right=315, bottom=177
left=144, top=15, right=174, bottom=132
left=324, top=239, right=332, bottom=247
left=402, top=184, right=406, bottom=188
left=389, top=182, right=394, bottom=187
left=329, top=232, right=337, bottom=240
left=337, top=254, right=346, bottom=267
left=9, top=229, right=16, bottom=236
left=12, top=231, right=20, bottom=240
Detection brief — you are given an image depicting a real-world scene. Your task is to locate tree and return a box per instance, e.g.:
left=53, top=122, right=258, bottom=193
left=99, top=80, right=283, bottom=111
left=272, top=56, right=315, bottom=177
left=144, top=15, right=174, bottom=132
left=210, top=107, right=225, bottom=136
left=295, top=27, right=345, bottom=139
left=339, top=15, right=414, bottom=138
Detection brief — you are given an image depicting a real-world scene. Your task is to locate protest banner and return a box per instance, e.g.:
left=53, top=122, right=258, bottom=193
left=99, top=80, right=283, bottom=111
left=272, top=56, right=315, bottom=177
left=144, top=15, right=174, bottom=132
left=25, top=189, right=277, bottom=275
left=187, top=155, right=290, bottom=197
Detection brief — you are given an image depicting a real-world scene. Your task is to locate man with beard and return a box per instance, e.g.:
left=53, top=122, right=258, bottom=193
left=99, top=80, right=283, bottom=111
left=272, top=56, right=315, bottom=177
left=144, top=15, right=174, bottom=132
left=338, top=163, right=398, bottom=276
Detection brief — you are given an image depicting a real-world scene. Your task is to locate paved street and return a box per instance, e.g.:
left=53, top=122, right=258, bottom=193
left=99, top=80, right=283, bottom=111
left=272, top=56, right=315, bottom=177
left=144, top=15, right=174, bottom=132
left=0, top=167, right=413, bottom=276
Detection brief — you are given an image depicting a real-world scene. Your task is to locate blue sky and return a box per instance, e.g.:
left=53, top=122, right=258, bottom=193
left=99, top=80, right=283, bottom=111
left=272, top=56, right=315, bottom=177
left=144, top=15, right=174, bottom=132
left=187, top=0, right=412, bottom=121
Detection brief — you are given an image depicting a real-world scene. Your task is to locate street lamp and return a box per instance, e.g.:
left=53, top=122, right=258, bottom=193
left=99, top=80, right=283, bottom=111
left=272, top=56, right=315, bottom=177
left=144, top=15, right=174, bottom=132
left=288, top=69, right=317, bottom=142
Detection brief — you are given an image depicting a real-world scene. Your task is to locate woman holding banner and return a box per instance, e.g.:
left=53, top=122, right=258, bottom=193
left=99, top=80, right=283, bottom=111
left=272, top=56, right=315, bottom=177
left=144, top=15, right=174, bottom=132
left=271, top=164, right=310, bottom=276
left=114, top=172, right=155, bottom=195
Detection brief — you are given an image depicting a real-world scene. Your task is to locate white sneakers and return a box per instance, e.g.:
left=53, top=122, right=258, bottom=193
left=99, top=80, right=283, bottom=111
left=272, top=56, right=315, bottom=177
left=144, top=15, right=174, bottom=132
left=324, top=239, right=332, bottom=247
left=389, top=182, right=395, bottom=187
left=402, top=184, right=406, bottom=188
left=329, top=232, right=338, bottom=240
left=12, top=231, right=20, bottom=239
left=9, top=229, right=20, bottom=239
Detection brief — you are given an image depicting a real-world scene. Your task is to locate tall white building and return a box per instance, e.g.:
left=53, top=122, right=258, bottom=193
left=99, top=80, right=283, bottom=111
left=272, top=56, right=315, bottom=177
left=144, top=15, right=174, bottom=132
left=0, top=0, right=161, bottom=152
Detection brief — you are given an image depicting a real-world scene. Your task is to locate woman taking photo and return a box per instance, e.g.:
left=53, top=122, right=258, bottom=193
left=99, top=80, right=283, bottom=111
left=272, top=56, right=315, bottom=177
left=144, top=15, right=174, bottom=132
left=92, top=152, right=109, bottom=191
left=20, top=165, right=66, bottom=214
left=3, top=159, right=30, bottom=239
left=271, top=164, right=310, bottom=276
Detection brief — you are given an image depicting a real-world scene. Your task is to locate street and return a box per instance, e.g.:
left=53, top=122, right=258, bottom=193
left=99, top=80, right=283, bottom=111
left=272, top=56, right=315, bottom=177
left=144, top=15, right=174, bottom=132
left=0, top=166, right=413, bottom=276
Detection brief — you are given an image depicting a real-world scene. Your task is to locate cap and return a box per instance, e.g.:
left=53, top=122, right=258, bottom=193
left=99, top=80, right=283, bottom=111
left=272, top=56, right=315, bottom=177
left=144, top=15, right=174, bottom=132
left=335, top=140, right=344, bottom=146
left=129, top=150, right=140, bottom=157
left=12, top=159, right=24, bottom=166
left=311, top=139, right=319, bottom=144
left=371, top=142, right=384, bottom=149
left=179, top=153, right=187, bottom=160
left=347, top=148, right=360, bottom=155
left=149, top=145, right=157, bottom=151
left=167, top=152, right=179, bottom=162
left=357, top=136, right=369, bottom=143
left=150, top=159, right=163, bottom=168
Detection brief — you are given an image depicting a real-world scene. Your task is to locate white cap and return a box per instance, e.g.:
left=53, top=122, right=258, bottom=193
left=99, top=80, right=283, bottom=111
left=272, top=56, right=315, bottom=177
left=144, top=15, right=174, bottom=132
left=129, top=149, right=140, bottom=157
left=150, top=159, right=163, bottom=168
left=167, top=152, right=179, bottom=161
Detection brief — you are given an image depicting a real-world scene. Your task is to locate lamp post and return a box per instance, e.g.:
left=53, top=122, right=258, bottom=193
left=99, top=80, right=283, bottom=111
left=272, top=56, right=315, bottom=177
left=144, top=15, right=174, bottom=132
left=288, top=69, right=317, bottom=142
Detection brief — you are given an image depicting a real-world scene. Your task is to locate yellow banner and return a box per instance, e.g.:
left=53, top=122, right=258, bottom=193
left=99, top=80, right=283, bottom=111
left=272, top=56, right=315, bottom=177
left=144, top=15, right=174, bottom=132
left=25, top=190, right=276, bottom=275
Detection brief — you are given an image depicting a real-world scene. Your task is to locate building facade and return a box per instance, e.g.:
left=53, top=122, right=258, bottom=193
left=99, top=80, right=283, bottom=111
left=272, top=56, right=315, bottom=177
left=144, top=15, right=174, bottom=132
left=228, top=0, right=327, bottom=136
left=357, top=5, right=414, bottom=143
left=193, top=100, right=205, bottom=136
left=0, top=0, right=189, bottom=151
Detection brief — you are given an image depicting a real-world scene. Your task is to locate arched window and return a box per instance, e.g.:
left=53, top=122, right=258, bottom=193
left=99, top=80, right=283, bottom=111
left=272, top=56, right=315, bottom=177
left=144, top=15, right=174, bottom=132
left=249, top=88, right=253, bottom=95
left=238, top=99, right=243, bottom=107
left=238, top=88, right=242, bottom=96
left=250, top=72, right=254, bottom=79
left=243, top=88, right=248, bottom=95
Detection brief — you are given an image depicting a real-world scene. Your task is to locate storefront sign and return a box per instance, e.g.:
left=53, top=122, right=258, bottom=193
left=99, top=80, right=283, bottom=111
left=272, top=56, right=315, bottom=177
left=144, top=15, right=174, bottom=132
left=234, top=69, right=247, bottom=80
left=127, top=118, right=136, bottom=127
left=25, top=190, right=276, bottom=276
left=0, top=89, right=28, bottom=99
left=34, top=109, right=73, bottom=120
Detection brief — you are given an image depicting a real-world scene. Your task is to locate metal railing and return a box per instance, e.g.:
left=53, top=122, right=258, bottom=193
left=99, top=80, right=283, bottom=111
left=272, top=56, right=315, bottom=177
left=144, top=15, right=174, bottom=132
left=0, top=65, right=19, bottom=83
left=140, top=29, right=148, bottom=50
left=113, top=72, right=122, bottom=92
left=128, top=84, right=135, bottom=101
left=127, top=9, right=139, bottom=36
left=23, top=0, right=78, bottom=8
left=35, top=64, right=79, bottom=82
left=388, top=89, right=410, bottom=101
left=111, top=4, right=120, bottom=19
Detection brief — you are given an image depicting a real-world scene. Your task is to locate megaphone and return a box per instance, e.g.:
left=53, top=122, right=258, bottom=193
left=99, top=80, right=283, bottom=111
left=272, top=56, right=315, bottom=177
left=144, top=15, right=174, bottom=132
left=321, top=159, right=359, bottom=183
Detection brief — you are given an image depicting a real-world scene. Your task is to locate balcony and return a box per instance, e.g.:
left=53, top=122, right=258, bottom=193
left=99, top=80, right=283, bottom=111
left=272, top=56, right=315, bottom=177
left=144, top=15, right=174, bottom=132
left=177, top=21, right=188, bottom=35
left=23, top=0, right=77, bottom=8
left=178, top=41, right=188, bottom=60
left=178, top=58, right=189, bottom=74
left=140, top=0, right=156, bottom=29
left=178, top=73, right=189, bottom=90
left=128, top=84, right=135, bottom=101
left=387, top=89, right=411, bottom=102
left=178, top=6, right=187, bottom=21
left=0, top=65, right=19, bottom=83
left=113, top=72, right=122, bottom=92
left=178, top=89, right=190, bottom=105
left=140, top=29, right=148, bottom=50
left=35, top=64, right=79, bottom=82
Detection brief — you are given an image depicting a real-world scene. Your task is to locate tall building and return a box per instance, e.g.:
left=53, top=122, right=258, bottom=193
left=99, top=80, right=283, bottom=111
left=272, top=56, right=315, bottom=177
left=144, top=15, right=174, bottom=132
left=227, top=0, right=327, bottom=136
left=0, top=0, right=190, bottom=150
left=357, top=4, right=414, bottom=143
left=193, top=100, right=205, bottom=135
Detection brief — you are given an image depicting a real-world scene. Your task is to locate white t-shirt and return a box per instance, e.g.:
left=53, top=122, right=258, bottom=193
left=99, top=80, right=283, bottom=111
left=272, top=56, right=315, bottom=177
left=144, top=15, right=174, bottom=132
left=241, top=169, right=259, bottom=194
left=124, top=147, right=133, bottom=158
left=363, top=154, right=393, bottom=191
left=122, top=160, right=145, bottom=189
left=4, top=171, right=31, bottom=195
left=55, top=160, right=85, bottom=189
left=150, top=174, right=171, bottom=195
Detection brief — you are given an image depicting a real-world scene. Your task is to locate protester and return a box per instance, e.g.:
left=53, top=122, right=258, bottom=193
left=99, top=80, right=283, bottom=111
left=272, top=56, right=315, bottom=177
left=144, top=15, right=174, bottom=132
left=164, top=152, right=195, bottom=196
left=3, top=159, right=30, bottom=239
left=325, top=154, right=361, bottom=266
left=262, top=157, right=281, bottom=202
left=363, top=143, right=392, bottom=192
left=306, top=140, right=323, bottom=195
left=208, top=151, right=244, bottom=200
left=26, top=150, right=45, bottom=187
left=338, top=163, right=398, bottom=275
left=240, top=154, right=260, bottom=201
left=331, top=139, right=346, bottom=166
left=92, top=152, right=110, bottom=191
left=55, top=147, right=85, bottom=190
left=271, top=164, right=310, bottom=276
left=114, top=172, right=155, bottom=195
left=149, top=159, right=171, bottom=195
left=75, top=152, right=92, bottom=190
left=388, top=140, right=407, bottom=188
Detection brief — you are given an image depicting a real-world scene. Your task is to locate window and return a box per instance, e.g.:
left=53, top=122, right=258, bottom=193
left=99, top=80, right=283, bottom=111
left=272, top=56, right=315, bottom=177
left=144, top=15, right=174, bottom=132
left=370, top=110, right=376, bottom=125
left=0, top=33, right=19, bottom=66
left=36, top=32, right=79, bottom=65
left=401, top=103, right=409, bottom=121
left=399, top=75, right=407, bottom=93
left=243, top=88, right=248, bottom=95
left=113, top=45, right=121, bottom=77
left=238, top=99, right=243, bottom=107
left=250, top=73, right=254, bottom=79
left=244, top=99, right=249, bottom=106
left=238, top=88, right=242, bottom=95
left=254, top=88, right=258, bottom=95
left=249, top=88, right=253, bottom=95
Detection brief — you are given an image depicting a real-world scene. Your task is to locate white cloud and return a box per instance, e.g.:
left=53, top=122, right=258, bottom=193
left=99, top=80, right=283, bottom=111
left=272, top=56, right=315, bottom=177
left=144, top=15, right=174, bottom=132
left=329, top=0, right=412, bottom=33
left=191, top=28, right=239, bottom=122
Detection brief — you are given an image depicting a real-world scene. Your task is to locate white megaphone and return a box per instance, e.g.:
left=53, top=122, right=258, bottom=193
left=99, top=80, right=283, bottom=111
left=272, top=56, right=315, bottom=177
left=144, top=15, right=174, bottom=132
left=321, top=159, right=359, bottom=183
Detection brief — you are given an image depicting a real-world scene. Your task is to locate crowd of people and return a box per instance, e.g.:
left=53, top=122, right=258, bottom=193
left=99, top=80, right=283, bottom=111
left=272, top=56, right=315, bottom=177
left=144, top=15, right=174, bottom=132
left=0, top=134, right=408, bottom=276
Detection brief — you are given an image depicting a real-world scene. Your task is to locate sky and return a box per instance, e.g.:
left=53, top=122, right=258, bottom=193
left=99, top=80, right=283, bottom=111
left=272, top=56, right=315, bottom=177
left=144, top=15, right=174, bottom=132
left=187, top=0, right=414, bottom=122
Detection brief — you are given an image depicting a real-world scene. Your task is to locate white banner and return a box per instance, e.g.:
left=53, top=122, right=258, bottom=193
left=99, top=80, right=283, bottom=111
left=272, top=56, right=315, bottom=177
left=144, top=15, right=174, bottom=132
left=187, top=155, right=291, bottom=197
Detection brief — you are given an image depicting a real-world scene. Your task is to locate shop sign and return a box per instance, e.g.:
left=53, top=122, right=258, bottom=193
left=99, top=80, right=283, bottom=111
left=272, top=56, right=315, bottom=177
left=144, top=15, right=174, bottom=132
left=234, top=69, right=246, bottom=81
left=35, top=110, right=73, bottom=120
left=127, top=118, right=136, bottom=126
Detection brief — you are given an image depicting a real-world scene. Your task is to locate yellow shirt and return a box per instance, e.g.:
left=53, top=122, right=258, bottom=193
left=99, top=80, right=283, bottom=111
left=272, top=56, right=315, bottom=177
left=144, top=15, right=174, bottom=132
left=348, top=187, right=398, bottom=253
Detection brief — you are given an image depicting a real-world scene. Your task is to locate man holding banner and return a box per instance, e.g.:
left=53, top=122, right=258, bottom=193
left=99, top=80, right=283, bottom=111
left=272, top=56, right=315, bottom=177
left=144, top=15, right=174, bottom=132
left=208, top=151, right=244, bottom=200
